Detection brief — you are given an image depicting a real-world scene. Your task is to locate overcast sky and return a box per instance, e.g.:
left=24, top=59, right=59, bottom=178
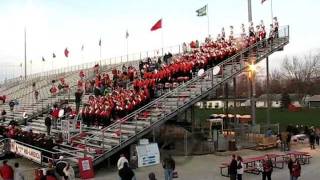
left=0, top=0, right=319, bottom=81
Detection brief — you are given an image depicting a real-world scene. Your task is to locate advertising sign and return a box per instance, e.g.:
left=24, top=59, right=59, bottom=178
left=136, top=143, right=160, bottom=167
left=10, top=140, right=42, bottom=164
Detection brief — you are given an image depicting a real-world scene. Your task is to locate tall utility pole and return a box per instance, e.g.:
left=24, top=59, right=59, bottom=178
left=24, top=27, right=27, bottom=79
left=248, top=0, right=252, bottom=22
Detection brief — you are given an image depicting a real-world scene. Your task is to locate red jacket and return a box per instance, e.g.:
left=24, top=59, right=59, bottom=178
left=0, top=164, right=14, bottom=180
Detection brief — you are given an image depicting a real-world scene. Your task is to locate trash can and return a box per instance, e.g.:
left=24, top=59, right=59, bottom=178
left=228, top=140, right=237, bottom=151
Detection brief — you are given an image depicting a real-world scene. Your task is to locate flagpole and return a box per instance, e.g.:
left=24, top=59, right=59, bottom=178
left=207, top=4, right=210, bottom=37
left=24, top=26, right=27, bottom=79
left=99, top=38, right=102, bottom=65
left=161, top=18, right=164, bottom=56
left=270, top=0, right=274, bottom=20
left=126, top=35, right=129, bottom=62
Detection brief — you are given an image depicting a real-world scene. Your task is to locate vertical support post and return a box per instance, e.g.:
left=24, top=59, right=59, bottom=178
left=191, top=105, right=195, bottom=133
left=184, top=131, right=188, bottom=156
left=266, top=57, right=270, bottom=127
left=152, top=128, right=155, bottom=142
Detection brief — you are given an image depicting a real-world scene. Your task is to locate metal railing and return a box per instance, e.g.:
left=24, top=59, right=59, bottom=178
left=90, top=25, right=289, bottom=164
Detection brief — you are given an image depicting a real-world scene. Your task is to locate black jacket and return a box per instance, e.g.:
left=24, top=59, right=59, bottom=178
left=45, top=117, right=51, bottom=127
left=118, top=167, right=135, bottom=180
left=229, top=159, right=237, bottom=175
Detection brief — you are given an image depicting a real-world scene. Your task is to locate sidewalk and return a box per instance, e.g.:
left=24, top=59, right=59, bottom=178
left=95, top=144, right=320, bottom=180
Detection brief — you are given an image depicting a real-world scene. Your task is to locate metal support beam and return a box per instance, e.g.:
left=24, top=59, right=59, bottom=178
left=266, top=57, right=270, bottom=126
left=191, top=105, right=195, bottom=133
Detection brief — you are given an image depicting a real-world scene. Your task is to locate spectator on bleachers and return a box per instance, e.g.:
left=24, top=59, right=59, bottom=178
left=249, top=21, right=255, bottom=37
left=241, top=24, right=246, bottom=38
left=182, top=42, right=188, bottom=54
left=75, top=89, right=83, bottom=113
left=45, top=115, right=52, bottom=135
left=9, top=100, right=15, bottom=111
left=229, top=26, right=234, bottom=41
left=51, top=104, right=59, bottom=129
left=34, top=90, right=39, bottom=102
left=0, top=95, right=6, bottom=104
left=221, top=27, right=226, bottom=40
left=1, top=109, right=6, bottom=122
left=22, top=112, right=28, bottom=126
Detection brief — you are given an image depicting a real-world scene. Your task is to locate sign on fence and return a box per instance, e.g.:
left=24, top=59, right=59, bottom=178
left=10, top=140, right=42, bottom=164
left=136, top=143, right=160, bottom=167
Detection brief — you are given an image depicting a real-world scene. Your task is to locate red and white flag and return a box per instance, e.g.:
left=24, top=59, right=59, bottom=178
left=150, top=19, right=162, bottom=31
left=64, top=48, right=69, bottom=58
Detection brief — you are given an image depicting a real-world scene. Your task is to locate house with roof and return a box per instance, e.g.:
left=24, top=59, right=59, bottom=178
left=241, top=93, right=301, bottom=108
left=307, top=95, right=320, bottom=108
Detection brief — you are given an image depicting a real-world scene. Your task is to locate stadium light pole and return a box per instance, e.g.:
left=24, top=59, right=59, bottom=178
left=248, top=0, right=252, bottom=22
left=248, top=62, right=256, bottom=125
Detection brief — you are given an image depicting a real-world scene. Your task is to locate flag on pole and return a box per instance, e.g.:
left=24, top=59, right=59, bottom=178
left=64, top=48, right=69, bottom=58
left=81, top=45, right=84, bottom=51
left=196, top=5, right=207, bottom=16
left=150, top=19, right=162, bottom=31
left=261, top=0, right=267, bottom=3
left=42, top=57, right=45, bottom=62
left=99, top=39, right=102, bottom=46
left=53, top=53, right=56, bottom=58
left=126, top=30, right=129, bottom=39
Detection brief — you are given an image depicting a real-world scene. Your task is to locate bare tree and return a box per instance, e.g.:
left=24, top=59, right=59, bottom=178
left=281, top=52, right=320, bottom=95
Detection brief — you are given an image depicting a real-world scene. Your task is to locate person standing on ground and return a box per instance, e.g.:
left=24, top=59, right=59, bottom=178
left=229, top=154, right=237, bottom=180
left=0, top=160, right=14, bottom=180
left=290, top=157, right=301, bottom=180
left=236, top=156, right=244, bottom=180
left=262, top=155, right=273, bottom=180
left=45, top=115, right=52, bottom=136
left=309, top=130, right=316, bottom=149
left=315, top=128, right=320, bottom=146
left=117, top=154, right=129, bottom=171
left=74, top=89, right=83, bottom=113
left=162, top=154, right=175, bottom=180
left=118, top=162, right=135, bottom=180
left=288, top=157, right=293, bottom=179
left=148, top=172, right=157, bottom=180
left=63, top=163, right=75, bottom=180
left=13, top=163, right=25, bottom=180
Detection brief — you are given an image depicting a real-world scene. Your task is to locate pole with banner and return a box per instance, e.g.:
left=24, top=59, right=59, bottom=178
left=99, top=38, right=102, bottom=65
left=126, top=30, right=129, bottom=62
left=150, top=18, right=163, bottom=56
left=196, top=4, right=209, bottom=37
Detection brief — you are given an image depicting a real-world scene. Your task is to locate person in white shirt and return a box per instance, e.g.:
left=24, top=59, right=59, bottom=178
left=237, top=156, right=244, bottom=180
left=14, top=162, right=25, bottom=180
left=117, top=154, right=129, bottom=170
left=63, top=163, right=75, bottom=180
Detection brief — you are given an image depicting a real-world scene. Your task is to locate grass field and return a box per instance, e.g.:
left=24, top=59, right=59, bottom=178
left=194, top=107, right=320, bottom=131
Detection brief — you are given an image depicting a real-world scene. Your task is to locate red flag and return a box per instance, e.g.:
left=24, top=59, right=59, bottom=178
left=64, top=48, right=69, bottom=58
left=150, top=19, right=162, bottom=31
left=261, top=0, right=267, bottom=3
